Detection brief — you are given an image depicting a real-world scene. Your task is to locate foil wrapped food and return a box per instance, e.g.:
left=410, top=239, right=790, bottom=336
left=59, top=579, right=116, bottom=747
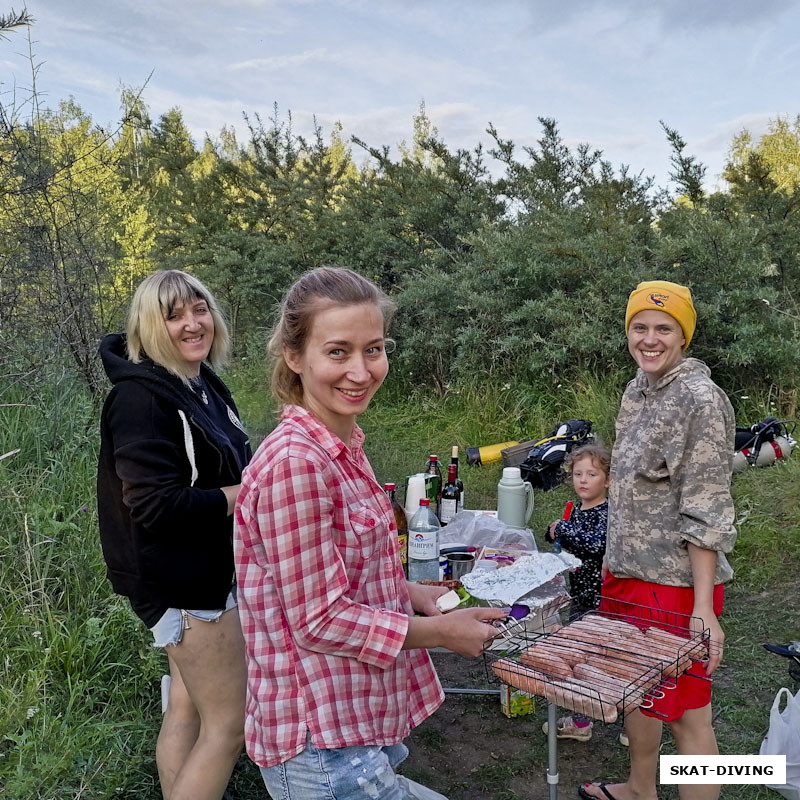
left=461, top=552, right=581, bottom=606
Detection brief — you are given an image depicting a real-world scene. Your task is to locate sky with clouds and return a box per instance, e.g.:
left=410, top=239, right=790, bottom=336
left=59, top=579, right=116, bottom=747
left=5, top=0, right=799, bottom=190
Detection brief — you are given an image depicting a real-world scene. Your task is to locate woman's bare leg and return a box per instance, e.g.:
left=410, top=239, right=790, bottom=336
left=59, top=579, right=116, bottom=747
left=158, top=609, right=246, bottom=800
left=157, top=658, right=200, bottom=798
left=581, top=708, right=661, bottom=800
left=669, top=704, right=720, bottom=800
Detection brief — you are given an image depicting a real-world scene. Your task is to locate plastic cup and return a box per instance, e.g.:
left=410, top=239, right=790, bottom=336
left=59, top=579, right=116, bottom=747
left=404, top=474, right=428, bottom=520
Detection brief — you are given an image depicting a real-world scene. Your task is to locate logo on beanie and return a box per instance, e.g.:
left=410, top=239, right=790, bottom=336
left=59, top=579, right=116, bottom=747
left=648, top=292, right=669, bottom=308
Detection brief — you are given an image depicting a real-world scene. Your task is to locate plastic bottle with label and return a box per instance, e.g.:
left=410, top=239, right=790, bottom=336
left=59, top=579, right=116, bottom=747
left=408, top=499, right=441, bottom=582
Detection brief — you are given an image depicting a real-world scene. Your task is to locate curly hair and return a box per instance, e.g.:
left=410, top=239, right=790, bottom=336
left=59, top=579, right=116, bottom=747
left=563, top=442, right=611, bottom=477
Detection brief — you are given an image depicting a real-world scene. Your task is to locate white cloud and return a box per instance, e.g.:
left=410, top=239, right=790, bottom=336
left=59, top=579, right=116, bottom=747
left=228, top=48, right=336, bottom=71
left=647, top=0, right=793, bottom=32
left=142, top=86, right=253, bottom=140
left=514, top=0, right=794, bottom=35
left=694, top=113, right=779, bottom=154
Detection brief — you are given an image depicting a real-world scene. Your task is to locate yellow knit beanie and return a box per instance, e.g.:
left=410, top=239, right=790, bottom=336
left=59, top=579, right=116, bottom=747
left=625, top=280, right=696, bottom=350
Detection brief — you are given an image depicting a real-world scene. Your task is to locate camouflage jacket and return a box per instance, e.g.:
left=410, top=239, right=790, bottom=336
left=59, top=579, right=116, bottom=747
left=607, top=358, right=736, bottom=587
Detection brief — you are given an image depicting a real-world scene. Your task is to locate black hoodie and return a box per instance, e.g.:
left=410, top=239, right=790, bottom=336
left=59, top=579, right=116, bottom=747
left=97, top=333, right=251, bottom=618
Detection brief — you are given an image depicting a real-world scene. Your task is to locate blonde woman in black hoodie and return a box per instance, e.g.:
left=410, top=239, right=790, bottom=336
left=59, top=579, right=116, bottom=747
left=97, top=270, right=251, bottom=800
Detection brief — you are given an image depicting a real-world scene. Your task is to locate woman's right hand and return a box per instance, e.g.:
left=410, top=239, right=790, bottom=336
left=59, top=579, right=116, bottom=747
left=404, top=606, right=507, bottom=656
left=436, top=608, right=509, bottom=658
left=221, top=484, right=242, bottom=515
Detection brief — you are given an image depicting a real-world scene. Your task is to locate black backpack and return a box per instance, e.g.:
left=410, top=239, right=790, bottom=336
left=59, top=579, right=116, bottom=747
left=519, top=420, right=594, bottom=491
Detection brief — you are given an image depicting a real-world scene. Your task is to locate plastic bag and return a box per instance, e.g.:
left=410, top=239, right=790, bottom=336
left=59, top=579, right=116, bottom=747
left=760, top=686, right=800, bottom=800
left=438, top=510, right=536, bottom=551
left=396, top=776, right=448, bottom=799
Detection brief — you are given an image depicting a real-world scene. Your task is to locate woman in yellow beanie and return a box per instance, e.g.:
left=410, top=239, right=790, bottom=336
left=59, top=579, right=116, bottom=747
left=579, top=281, right=737, bottom=800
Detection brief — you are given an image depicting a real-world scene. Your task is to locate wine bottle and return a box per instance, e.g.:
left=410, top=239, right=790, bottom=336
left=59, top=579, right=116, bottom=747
left=450, top=445, right=465, bottom=511
left=440, top=464, right=460, bottom=525
left=425, top=454, right=442, bottom=517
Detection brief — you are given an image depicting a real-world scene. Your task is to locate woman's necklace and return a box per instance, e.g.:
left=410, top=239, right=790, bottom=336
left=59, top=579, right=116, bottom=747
left=189, top=376, right=209, bottom=405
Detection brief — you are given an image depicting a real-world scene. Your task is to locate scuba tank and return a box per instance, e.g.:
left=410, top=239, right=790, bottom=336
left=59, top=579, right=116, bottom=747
left=733, top=417, right=796, bottom=473
left=733, top=434, right=795, bottom=472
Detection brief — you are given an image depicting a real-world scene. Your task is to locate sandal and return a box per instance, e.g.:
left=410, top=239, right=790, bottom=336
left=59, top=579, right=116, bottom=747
left=577, top=783, right=621, bottom=800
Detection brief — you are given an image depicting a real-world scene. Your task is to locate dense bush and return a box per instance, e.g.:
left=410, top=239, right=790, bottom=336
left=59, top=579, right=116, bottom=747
left=4, top=92, right=799, bottom=407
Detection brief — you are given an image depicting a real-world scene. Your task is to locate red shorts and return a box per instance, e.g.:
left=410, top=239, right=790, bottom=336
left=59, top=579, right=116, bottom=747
left=600, top=573, right=724, bottom=722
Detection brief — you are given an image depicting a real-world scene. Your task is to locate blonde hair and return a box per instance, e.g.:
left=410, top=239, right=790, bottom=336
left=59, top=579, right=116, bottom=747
left=268, top=266, right=397, bottom=406
left=126, top=270, right=230, bottom=381
left=563, top=443, right=611, bottom=477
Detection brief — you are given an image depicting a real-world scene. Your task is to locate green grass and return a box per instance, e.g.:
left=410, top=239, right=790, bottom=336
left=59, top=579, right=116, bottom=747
left=1, top=379, right=164, bottom=800
left=1, top=371, right=798, bottom=799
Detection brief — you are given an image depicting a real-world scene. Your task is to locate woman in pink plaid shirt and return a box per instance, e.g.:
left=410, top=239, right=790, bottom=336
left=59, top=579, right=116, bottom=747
left=234, top=267, right=505, bottom=800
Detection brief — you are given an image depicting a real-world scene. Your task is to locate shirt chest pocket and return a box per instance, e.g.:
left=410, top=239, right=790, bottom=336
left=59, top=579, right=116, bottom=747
left=343, top=503, right=389, bottom=562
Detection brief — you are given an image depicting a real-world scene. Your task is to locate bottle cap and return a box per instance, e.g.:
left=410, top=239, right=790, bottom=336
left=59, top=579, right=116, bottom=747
left=384, top=482, right=396, bottom=490
left=429, top=454, right=439, bottom=462
left=419, top=498, right=430, bottom=506
left=451, top=445, right=459, bottom=458
left=501, top=466, right=522, bottom=481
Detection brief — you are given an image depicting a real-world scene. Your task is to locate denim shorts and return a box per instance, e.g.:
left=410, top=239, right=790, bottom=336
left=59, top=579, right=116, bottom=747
left=149, top=590, right=237, bottom=648
left=260, top=733, right=414, bottom=800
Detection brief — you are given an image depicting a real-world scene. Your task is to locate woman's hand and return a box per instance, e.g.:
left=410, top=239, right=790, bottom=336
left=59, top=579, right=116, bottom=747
left=221, top=484, right=242, bottom=515
left=406, top=582, right=448, bottom=616
left=691, top=602, right=724, bottom=675
left=687, top=543, right=723, bottom=675
left=437, top=608, right=509, bottom=657
left=403, top=606, right=508, bottom=657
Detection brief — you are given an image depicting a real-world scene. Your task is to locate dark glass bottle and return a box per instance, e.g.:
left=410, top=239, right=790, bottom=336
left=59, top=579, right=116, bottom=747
left=440, top=464, right=460, bottom=525
left=383, top=482, right=408, bottom=575
left=425, top=454, right=442, bottom=517
left=450, top=445, right=465, bottom=511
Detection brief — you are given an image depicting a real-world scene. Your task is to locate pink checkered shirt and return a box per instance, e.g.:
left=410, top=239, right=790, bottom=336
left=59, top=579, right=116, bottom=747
left=234, top=405, right=444, bottom=768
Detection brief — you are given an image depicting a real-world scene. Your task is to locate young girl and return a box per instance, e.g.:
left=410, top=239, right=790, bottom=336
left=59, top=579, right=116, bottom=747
left=234, top=266, right=505, bottom=799
left=544, top=443, right=612, bottom=744
left=547, top=443, right=611, bottom=617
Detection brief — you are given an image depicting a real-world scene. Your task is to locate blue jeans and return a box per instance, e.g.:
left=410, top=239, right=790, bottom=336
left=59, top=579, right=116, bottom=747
left=148, top=590, right=237, bottom=648
left=260, top=733, right=411, bottom=800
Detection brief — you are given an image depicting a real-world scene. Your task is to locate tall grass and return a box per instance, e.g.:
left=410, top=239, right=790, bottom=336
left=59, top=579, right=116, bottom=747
left=1, top=368, right=797, bottom=798
left=1, top=378, right=163, bottom=800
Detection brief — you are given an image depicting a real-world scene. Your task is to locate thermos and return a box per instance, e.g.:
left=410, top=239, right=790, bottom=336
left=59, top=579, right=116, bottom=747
left=496, top=466, right=534, bottom=528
